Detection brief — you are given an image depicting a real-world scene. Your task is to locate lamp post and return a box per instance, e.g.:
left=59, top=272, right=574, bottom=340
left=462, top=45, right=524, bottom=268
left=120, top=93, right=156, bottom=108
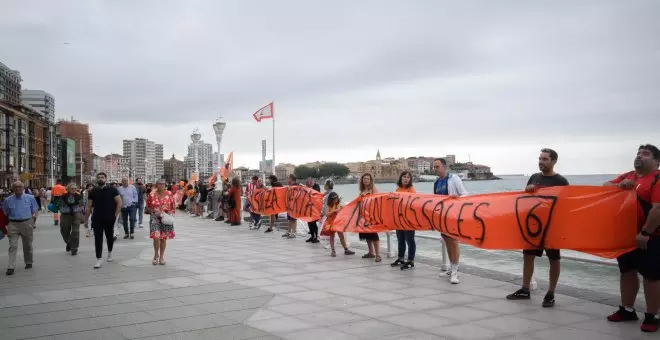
left=212, top=118, right=226, bottom=171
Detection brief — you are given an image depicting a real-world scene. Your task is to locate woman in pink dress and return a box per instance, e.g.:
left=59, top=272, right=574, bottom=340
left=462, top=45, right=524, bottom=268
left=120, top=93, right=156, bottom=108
left=146, top=179, right=176, bottom=265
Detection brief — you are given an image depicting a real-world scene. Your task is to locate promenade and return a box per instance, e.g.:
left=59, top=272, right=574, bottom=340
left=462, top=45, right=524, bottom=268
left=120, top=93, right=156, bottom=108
left=0, top=214, right=650, bottom=340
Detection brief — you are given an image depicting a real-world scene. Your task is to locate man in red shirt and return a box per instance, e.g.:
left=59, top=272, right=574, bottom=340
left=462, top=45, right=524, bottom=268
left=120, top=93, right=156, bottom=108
left=606, top=144, right=660, bottom=333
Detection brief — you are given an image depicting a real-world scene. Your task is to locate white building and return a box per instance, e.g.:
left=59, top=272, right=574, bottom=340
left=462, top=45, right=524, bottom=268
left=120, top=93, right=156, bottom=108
left=123, top=138, right=163, bottom=183
left=184, top=139, right=214, bottom=180
left=155, top=144, right=164, bottom=180
left=21, top=90, right=55, bottom=122
left=99, top=154, right=130, bottom=183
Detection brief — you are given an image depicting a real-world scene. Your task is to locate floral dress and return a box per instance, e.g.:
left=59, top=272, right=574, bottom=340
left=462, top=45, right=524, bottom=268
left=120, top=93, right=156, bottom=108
left=146, top=191, right=176, bottom=240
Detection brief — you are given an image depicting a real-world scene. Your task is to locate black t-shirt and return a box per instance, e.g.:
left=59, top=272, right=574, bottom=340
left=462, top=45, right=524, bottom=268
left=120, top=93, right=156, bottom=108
left=312, top=183, right=321, bottom=192
left=89, top=185, right=120, bottom=220
left=271, top=181, right=283, bottom=188
left=136, top=185, right=146, bottom=203
left=527, top=173, right=570, bottom=188
left=199, top=185, right=209, bottom=202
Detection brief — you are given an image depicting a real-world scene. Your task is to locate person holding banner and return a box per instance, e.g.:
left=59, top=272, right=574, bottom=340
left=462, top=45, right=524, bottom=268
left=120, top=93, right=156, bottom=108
left=305, top=177, right=321, bottom=243
left=391, top=171, right=417, bottom=270
left=226, top=178, right=242, bottom=226
left=506, top=148, right=569, bottom=308
left=433, top=158, right=468, bottom=284
left=264, top=175, right=283, bottom=233
left=321, top=192, right=355, bottom=257
left=358, top=173, right=381, bottom=262
left=605, top=144, right=660, bottom=333
left=283, top=175, right=300, bottom=239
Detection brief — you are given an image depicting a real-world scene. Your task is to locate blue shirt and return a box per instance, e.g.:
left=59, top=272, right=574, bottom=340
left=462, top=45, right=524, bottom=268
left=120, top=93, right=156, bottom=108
left=434, top=176, right=449, bottom=195
left=2, top=194, right=38, bottom=220
left=117, top=185, right=138, bottom=208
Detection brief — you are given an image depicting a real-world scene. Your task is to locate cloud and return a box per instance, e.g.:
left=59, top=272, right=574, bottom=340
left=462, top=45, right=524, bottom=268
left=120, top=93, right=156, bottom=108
left=1, top=0, right=658, bottom=175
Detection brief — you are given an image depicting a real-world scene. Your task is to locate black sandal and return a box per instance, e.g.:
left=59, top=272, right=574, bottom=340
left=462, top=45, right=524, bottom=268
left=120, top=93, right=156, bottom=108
left=391, top=259, right=405, bottom=267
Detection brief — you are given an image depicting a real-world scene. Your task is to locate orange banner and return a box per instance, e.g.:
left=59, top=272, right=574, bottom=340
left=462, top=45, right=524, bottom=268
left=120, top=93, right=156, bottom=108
left=326, top=186, right=637, bottom=258
left=248, top=186, right=324, bottom=222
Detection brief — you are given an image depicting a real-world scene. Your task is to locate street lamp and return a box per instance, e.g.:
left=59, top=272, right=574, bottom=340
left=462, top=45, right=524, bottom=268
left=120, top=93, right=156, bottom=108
left=213, top=118, right=226, bottom=171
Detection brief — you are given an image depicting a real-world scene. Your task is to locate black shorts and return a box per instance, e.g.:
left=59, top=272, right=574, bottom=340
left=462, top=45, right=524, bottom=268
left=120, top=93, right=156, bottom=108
left=286, top=214, right=296, bottom=222
left=617, top=237, right=660, bottom=281
left=523, top=249, right=561, bottom=261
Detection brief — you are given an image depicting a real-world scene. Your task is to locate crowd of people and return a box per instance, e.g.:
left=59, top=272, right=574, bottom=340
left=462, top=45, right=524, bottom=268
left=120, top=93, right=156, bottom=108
left=0, top=143, right=658, bottom=332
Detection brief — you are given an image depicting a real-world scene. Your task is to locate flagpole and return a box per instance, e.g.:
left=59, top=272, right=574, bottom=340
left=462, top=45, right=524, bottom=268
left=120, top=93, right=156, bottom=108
left=272, top=102, right=275, bottom=175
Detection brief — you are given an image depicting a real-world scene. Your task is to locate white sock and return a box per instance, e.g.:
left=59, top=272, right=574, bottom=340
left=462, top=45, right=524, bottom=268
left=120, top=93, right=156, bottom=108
left=450, top=263, right=459, bottom=273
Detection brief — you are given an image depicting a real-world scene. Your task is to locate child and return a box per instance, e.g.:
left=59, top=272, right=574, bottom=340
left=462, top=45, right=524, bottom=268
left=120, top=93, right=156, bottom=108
left=321, top=192, right=355, bottom=257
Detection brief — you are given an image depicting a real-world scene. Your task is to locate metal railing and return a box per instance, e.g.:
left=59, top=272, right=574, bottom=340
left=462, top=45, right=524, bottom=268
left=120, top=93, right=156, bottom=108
left=384, top=231, right=617, bottom=290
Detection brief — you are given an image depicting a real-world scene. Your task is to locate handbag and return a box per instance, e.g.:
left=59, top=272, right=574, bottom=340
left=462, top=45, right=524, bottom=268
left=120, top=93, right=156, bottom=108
left=48, top=201, right=58, bottom=213
left=160, top=212, right=174, bottom=226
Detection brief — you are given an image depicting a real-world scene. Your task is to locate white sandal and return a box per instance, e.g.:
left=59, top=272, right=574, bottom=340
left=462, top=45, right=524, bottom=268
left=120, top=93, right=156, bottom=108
left=152, top=257, right=159, bottom=265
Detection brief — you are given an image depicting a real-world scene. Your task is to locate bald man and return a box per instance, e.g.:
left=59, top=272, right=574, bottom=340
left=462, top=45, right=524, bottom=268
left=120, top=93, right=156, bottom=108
left=2, top=181, right=38, bottom=276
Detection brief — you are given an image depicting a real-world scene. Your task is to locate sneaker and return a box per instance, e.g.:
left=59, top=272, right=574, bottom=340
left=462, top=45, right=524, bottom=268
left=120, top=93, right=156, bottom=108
left=344, top=249, right=355, bottom=255
left=66, top=244, right=70, bottom=252
left=542, top=293, right=555, bottom=308
left=449, top=271, right=460, bottom=284
left=305, top=237, right=314, bottom=242
left=264, top=228, right=273, bottom=233
left=139, top=224, right=144, bottom=229
left=94, top=259, right=103, bottom=269
left=123, top=234, right=129, bottom=239
left=71, top=249, right=78, bottom=256
left=607, top=306, right=639, bottom=322
left=6, top=268, right=14, bottom=276
left=281, top=232, right=290, bottom=237
left=287, top=234, right=296, bottom=239
left=506, top=288, right=531, bottom=300
left=641, top=313, right=659, bottom=332
left=130, top=234, right=135, bottom=240
left=311, top=239, right=320, bottom=244
left=401, top=261, right=415, bottom=270
left=107, top=253, right=113, bottom=262
left=391, top=259, right=405, bottom=267
left=25, top=264, right=32, bottom=270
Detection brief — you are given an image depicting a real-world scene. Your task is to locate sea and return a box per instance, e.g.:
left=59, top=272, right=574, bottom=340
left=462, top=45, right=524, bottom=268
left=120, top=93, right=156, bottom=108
left=326, top=174, right=623, bottom=296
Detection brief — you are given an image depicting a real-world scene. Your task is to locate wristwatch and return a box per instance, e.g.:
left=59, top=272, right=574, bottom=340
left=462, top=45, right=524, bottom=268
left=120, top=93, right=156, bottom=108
left=641, top=230, right=651, bottom=237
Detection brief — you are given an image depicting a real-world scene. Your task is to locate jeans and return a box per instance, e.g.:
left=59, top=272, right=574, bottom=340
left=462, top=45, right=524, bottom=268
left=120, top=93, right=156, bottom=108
left=136, top=201, right=144, bottom=225
left=121, top=205, right=137, bottom=235
left=251, top=212, right=261, bottom=225
left=396, top=230, right=416, bottom=261
left=92, top=217, right=115, bottom=259
left=60, top=213, right=81, bottom=250
left=308, top=220, right=319, bottom=239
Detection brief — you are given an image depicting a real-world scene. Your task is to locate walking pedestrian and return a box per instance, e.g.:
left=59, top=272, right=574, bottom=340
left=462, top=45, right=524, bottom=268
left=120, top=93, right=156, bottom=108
left=135, top=178, right=146, bottom=228
left=85, top=173, right=122, bottom=269
left=118, top=178, right=138, bottom=240
left=3, top=181, right=38, bottom=276
left=147, top=179, right=176, bottom=265
left=59, top=183, right=84, bottom=256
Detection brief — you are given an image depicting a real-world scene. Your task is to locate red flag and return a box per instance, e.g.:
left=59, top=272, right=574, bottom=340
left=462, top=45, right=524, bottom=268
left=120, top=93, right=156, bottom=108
left=253, top=102, right=274, bottom=122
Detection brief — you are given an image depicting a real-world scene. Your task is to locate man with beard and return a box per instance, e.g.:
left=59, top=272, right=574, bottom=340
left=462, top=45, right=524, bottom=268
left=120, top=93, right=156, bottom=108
left=506, top=148, right=569, bottom=308
left=85, top=173, right=122, bottom=269
left=606, top=144, right=660, bottom=333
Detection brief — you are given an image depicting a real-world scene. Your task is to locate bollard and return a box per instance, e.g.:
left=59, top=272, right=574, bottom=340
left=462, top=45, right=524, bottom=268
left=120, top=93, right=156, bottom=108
left=386, top=232, right=394, bottom=258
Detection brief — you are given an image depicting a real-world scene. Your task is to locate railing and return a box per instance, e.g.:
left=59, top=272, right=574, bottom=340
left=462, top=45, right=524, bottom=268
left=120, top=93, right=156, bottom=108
left=384, top=231, right=617, bottom=290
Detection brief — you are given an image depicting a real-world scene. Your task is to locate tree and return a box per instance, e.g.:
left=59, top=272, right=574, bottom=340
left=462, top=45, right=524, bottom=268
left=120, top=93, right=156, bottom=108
left=318, top=162, right=350, bottom=178
left=294, top=165, right=318, bottom=179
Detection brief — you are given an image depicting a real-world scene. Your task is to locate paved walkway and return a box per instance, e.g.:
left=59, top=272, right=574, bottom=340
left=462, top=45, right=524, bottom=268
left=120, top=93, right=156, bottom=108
left=0, top=214, right=652, bottom=339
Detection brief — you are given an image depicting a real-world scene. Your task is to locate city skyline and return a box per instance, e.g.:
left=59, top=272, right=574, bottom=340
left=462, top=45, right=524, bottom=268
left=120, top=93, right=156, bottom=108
left=2, top=2, right=658, bottom=176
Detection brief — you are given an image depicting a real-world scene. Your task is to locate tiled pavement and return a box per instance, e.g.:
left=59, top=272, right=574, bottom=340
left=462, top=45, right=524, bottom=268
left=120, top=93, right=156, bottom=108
left=0, top=214, right=654, bottom=339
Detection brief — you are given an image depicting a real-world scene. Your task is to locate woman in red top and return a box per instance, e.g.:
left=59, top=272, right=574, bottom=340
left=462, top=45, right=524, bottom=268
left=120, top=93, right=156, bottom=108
left=146, top=179, right=176, bottom=265
left=226, top=177, right=242, bottom=226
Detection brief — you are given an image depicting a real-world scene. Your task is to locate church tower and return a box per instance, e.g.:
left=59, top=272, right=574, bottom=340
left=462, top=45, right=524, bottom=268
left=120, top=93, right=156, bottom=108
left=376, top=149, right=381, bottom=161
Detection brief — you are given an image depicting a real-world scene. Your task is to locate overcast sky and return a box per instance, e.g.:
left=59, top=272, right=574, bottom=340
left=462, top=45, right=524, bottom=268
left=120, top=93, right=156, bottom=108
left=1, top=1, right=658, bottom=175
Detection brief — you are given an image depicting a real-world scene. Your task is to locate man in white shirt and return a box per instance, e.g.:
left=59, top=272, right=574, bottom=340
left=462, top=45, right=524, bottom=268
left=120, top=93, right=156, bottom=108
left=117, top=178, right=138, bottom=239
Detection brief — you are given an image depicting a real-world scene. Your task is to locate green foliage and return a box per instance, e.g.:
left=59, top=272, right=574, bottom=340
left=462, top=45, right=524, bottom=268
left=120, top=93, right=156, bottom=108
left=294, top=165, right=318, bottom=179
left=318, top=162, right=350, bottom=178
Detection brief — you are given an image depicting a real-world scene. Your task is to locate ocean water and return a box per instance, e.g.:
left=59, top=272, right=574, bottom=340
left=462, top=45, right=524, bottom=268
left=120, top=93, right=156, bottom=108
left=329, top=174, right=624, bottom=296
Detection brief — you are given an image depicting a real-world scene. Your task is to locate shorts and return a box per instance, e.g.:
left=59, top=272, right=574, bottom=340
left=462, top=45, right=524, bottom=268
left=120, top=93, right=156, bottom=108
left=286, top=214, right=296, bottom=222
left=617, top=237, right=660, bottom=281
left=523, top=249, right=561, bottom=261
